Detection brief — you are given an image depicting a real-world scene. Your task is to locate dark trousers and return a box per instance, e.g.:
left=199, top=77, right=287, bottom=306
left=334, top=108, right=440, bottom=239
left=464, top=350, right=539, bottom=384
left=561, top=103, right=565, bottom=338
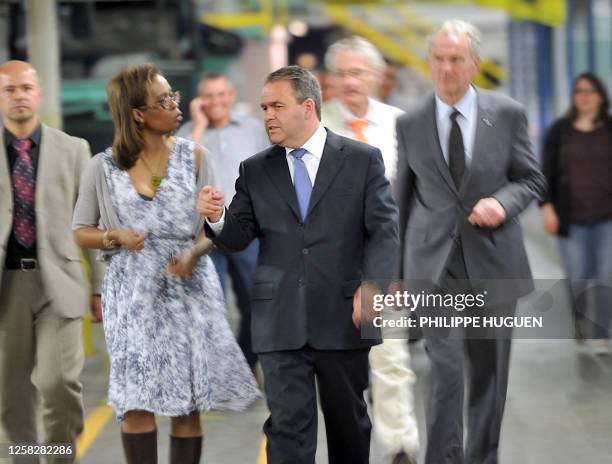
left=424, top=244, right=514, bottom=464
left=210, top=240, right=259, bottom=367
left=259, top=347, right=371, bottom=464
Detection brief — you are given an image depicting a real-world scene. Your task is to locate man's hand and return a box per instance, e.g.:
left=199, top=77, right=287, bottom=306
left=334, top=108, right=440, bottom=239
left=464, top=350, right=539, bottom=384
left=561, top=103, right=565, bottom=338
left=468, top=197, right=507, bottom=228
left=189, top=97, right=209, bottom=140
left=352, top=283, right=380, bottom=328
left=197, top=186, right=225, bottom=223
left=541, top=203, right=560, bottom=235
left=166, top=250, right=198, bottom=278
left=352, top=286, right=362, bottom=328
left=90, top=295, right=102, bottom=323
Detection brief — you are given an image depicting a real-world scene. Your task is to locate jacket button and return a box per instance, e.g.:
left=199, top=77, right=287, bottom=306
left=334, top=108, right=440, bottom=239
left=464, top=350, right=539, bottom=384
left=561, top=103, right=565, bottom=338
left=302, top=248, right=309, bottom=255
left=298, top=278, right=305, bottom=286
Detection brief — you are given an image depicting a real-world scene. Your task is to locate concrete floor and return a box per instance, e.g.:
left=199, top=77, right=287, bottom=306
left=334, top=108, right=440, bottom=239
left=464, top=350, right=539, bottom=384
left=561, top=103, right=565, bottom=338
left=7, top=205, right=612, bottom=463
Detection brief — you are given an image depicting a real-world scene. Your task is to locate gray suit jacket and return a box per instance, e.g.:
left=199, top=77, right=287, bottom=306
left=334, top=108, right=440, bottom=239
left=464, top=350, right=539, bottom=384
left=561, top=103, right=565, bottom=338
left=0, top=125, right=104, bottom=318
left=394, top=89, right=546, bottom=299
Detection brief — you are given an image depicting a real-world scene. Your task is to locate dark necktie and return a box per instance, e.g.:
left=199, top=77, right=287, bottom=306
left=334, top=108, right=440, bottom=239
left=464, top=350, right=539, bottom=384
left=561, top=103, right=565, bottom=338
left=290, top=148, right=312, bottom=220
left=11, top=139, right=36, bottom=248
left=448, top=109, right=465, bottom=188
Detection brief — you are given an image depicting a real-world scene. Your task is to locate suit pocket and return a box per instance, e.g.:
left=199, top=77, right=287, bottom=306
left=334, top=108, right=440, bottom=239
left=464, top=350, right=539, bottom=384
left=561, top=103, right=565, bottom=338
left=342, top=280, right=361, bottom=298
left=252, top=282, right=275, bottom=300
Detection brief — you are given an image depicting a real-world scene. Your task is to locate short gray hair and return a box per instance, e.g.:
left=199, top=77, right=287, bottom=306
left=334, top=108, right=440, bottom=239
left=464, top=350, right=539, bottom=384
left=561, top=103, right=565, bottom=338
left=197, top=72, right=233, bottom=94
left=428, top=19, right=482, bottom=59
left=324, top=36, right=385, bottom=73
left=266, top=66, right=322, bottom=120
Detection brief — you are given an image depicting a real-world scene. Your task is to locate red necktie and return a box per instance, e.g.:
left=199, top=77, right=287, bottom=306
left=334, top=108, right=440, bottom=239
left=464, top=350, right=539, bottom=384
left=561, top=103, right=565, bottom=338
left=11, top=139, right=36, bottom=248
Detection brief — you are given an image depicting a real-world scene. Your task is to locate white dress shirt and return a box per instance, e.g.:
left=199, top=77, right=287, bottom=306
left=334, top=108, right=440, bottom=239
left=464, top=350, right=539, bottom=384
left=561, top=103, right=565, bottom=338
left=207, top=123, right=327, bottom=234
left=435, top=85, right=477, bottom=166
left=321, top=97, right=403, bottom=182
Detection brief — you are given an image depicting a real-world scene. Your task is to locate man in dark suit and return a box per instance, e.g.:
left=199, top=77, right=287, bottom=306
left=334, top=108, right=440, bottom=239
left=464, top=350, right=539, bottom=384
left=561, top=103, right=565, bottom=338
left=198, top=65, right=399, bottom=464
left=394, top=21, right=546, bottom=464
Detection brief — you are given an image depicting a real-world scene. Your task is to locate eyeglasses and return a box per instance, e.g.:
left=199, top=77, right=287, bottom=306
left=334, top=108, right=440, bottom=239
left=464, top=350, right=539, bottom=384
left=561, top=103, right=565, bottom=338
left=138, top=91, right=181, bottom=111
left=331, top=69, right=371, bottom=80
left=573, top=88, right=597, bottom=95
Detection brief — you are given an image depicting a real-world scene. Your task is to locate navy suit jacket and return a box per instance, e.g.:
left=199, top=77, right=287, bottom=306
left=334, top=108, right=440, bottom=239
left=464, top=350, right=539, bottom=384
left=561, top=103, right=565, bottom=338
left=206, top=129, right=399, bottom=353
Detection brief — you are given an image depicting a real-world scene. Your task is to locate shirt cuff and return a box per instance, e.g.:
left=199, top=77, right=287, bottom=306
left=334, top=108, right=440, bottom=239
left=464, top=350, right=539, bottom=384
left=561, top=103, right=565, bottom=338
left=205, top=208, right=226, bottom=235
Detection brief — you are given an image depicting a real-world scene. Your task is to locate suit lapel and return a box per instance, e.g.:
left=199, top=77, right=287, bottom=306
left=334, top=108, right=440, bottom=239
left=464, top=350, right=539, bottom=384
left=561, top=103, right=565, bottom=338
left=427, top=97, right=457, bottom=193
left=263, top=144, right=302, bottom=221
left=459, top=90, right=493, bottom=195
left=0, top=131, right=12, bottom=212
left=306, top=130, right=346, bottom=217
left=35, top=125, right=56, bottom=241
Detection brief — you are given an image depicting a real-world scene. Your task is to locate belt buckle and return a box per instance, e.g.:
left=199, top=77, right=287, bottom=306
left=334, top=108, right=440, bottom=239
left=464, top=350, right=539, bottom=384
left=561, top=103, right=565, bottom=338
left=20, top=258, right=38, bottom=271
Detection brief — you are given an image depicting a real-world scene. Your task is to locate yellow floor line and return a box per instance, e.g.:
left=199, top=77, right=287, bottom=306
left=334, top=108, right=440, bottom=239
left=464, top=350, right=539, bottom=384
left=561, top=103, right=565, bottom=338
left=257, top=435, right=267, bottom=464
left=76, top=401, right=114, bottom=459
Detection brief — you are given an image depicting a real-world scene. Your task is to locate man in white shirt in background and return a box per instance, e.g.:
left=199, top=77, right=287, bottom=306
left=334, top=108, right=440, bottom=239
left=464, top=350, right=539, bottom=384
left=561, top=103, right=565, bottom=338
left=321, top=37, right=419, bottom=464
left=177, top=73, right=269, bottom=376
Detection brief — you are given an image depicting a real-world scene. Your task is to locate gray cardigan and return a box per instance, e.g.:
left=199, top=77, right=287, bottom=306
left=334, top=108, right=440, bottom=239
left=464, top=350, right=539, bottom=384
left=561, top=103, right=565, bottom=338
left=72, top=142, right=216, bottom=260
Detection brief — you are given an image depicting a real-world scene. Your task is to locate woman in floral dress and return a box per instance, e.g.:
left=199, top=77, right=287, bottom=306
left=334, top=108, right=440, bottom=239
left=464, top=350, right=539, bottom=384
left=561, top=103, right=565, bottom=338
left=73, top=64, right=259, bottom=464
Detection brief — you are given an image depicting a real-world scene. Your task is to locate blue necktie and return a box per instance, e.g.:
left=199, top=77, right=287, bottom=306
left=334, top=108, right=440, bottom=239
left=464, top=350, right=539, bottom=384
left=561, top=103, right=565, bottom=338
left=290, top=148, right=312, bottom=220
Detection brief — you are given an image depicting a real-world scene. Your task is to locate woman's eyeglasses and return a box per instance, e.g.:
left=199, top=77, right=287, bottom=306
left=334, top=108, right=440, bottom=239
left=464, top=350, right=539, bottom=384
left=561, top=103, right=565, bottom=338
left=138, top=91, right=181, bottom=111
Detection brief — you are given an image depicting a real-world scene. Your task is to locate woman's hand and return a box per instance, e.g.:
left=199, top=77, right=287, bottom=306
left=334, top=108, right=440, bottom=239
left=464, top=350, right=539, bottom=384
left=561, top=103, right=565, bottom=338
left=542, top=203, right=560, bottom=235
left=166, top=250, right=199, bottom=278
left=114, top=229, right=146, bottom=251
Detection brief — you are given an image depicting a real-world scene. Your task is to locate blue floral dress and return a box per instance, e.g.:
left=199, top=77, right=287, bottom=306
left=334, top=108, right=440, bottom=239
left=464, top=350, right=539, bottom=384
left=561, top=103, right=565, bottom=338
left=100, top=138, right=260, bottom=420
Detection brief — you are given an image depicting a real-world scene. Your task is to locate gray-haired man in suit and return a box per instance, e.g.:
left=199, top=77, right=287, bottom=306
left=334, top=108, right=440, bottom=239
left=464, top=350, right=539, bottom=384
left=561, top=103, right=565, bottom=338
left=0, top=61, right=104, bottom=463
left=394, top=21, right=546, bottom=464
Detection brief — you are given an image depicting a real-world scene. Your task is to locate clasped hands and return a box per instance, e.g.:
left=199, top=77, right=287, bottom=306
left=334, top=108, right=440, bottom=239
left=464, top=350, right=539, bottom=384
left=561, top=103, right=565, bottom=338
left=109, top=229, right=199, bottom=278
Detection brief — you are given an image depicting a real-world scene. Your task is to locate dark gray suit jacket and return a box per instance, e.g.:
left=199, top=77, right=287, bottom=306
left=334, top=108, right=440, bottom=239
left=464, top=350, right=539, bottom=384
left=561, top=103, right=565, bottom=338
left=394, top=89, right=546, bottom=299
left=206, top=129, right=399, bottom=353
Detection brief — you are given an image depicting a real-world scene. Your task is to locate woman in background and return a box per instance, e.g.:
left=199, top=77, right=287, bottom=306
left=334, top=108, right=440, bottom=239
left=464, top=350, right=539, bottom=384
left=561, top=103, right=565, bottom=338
left=72, top=64, right=259, bottom=464
left=541, top=72, right=612, bottom=354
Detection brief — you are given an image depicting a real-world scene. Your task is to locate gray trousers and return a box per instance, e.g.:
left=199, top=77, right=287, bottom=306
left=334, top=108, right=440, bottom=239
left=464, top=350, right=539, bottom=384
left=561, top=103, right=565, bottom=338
left=0, top=270, right=84, bottom=464
left=424, top=245, right=513, bottom=464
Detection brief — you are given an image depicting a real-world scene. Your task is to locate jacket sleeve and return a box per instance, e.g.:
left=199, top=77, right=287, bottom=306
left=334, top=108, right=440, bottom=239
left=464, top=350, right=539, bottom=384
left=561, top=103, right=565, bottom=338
left=205, top=161, right=258, bottom=252
left=363, top=147, right=400, bottom=284
left=539, top=119, right=564, bottom=206
left=392, top=117, right=416, bottom=280
left=490, top=106, right=548, bottom=220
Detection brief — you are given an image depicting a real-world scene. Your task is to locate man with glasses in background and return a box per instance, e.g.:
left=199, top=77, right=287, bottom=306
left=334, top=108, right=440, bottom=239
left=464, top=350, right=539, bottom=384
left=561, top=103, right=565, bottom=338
left=322, top=37, right=419, bottom=464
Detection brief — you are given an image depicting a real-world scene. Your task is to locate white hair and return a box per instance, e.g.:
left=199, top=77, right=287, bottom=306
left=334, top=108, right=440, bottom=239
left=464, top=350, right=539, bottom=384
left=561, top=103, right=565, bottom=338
left=428, top=19, right=482, bottom=58
left=325, top=36, right=385, bottom=72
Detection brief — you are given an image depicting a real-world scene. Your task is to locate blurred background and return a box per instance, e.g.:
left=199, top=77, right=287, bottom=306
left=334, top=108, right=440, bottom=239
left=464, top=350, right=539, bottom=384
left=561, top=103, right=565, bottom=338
left=1, top=0, right=610, bottom=152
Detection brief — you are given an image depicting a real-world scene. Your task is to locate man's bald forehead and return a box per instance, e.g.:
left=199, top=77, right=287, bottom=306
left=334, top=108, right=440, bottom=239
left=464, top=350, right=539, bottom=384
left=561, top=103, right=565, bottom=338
left=0, top=60, right=40, bottom=82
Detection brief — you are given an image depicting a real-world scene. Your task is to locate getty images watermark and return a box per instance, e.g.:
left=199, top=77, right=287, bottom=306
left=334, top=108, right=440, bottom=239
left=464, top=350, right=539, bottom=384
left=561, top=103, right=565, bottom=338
left=358, top=279, right=612, bottom=340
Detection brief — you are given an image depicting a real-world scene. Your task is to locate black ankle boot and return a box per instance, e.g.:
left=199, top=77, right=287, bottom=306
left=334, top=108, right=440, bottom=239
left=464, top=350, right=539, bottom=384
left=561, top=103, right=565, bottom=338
left=169, top=435, right=202, bottom=464
left=121, top=429, right=158, bottom=464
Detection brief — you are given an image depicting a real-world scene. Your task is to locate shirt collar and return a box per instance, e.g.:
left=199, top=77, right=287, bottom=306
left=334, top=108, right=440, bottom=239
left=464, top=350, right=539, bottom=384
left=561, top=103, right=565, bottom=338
left=435, top=85, right=476, bottom=121
left=284, top=123, right=327, bottom=159
left=337, top=98, right=378, bottom=126
left=208, top=113, right=241, bottom=129
left=4, top=124, right=43, bottom=149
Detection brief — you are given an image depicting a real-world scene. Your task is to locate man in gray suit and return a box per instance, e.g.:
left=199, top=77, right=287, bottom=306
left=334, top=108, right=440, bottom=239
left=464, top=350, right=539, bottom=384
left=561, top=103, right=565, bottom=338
left=394, top=21, right=546, bottom=464
left=0, top=61, right=104, bottom=463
